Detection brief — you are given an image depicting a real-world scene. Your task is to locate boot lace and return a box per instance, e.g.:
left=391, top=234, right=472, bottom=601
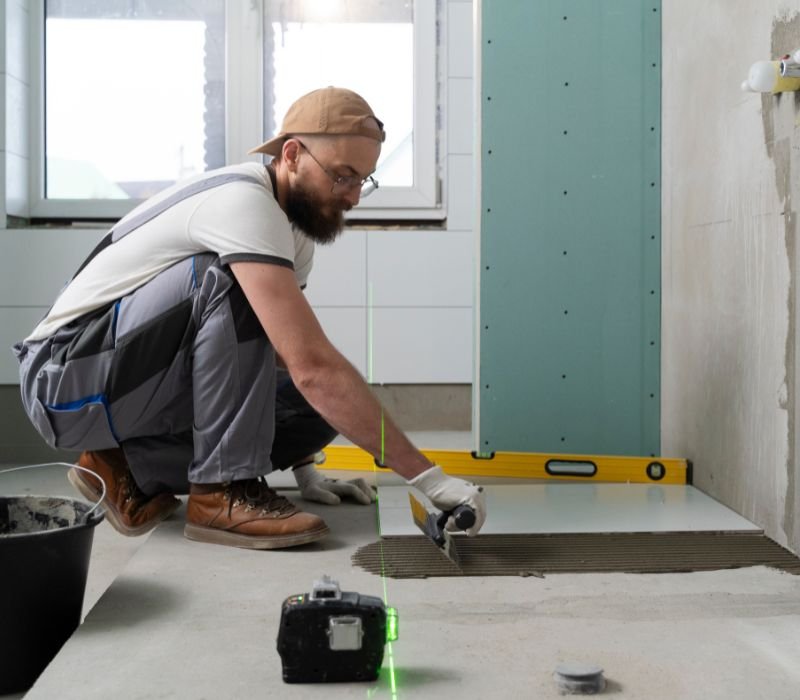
left=121, top=473, right=147, bottom=506
left=225, top=476, right=296, bottom=518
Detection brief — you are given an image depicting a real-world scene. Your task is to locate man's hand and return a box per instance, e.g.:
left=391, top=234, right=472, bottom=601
left=407, top=465, right=486, bottom=536
left=293, top=462, right=376, bottom=505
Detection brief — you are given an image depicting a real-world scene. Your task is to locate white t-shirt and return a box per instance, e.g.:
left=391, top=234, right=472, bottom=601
left=27, top=162, right=313, bottom=341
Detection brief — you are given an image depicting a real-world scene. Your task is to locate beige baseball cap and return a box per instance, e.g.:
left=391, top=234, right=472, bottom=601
left=248, top=86, right=386, bottom=157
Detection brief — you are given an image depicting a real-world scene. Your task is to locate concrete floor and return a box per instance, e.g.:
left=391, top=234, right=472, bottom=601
left=3, top=433, right=800, bottom=698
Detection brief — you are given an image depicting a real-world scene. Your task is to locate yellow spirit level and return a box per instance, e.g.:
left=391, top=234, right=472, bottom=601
left=319, top=446, right=691, bottom=485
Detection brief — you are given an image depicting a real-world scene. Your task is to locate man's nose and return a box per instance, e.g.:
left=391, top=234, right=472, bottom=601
left=342, top=186, right=361, bottom=208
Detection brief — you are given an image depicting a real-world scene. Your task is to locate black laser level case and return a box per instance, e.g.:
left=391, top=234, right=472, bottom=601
left=277, top=575, right=392, bottom=683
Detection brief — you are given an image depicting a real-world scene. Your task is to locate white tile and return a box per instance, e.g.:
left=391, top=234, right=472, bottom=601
left=0, top=306, right=49, bottom=383
left=0, top=150, right=6, bottom=218
left=5, top=152, right=29, bottom=217
left=333, top=430, right=473, bottom=450
left=368, top=230, right=473, bottom=307
left=303, top=229, right=366, bottom=307
left=0, top=76, right=5, bottom=145
left=447, top=78, right=474, bottom=154
left=0, top=7, right=7, bottom=75
left=371, top=307, right=472, bottom=383
left=6, top=0, right=30, bottom=84
left=0, top=228, right=100, bottom=304
left=313, top=307, right=367, bottom=377
left=447, top=1, right=474, bottom=78
left=6, top=75, right=28, bottom=157
left=378, top=483, right=761, bottom=536
left=445, top=153, right=475, bottom=231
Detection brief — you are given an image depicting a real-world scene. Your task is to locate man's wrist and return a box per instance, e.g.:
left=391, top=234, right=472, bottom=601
left=399, top=460, right=437, bottom=481
left=291, top=455, right=317, bottom=470
left=406, top=463, right=442, bottom=486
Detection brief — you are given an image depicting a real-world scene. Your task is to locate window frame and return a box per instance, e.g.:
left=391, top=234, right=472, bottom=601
left=28, top=0, right=442, bottom=222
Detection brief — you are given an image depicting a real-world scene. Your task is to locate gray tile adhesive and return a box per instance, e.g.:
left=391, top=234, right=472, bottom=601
left=351, top=532, right=800, bottom=578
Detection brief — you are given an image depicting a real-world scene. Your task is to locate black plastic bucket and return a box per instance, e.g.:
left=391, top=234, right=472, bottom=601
left=0, top=474, right=104, bottom=694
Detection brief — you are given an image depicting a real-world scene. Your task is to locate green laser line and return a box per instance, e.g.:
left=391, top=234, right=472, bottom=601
left=372, top=449, right=398, bottom=697
left=386, top=641, right=398, bottom=696
left=380, top=562, right=398, bottom=697
left=367, top=281, right=396, bottom=696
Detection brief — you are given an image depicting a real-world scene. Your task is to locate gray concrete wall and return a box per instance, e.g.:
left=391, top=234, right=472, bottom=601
left=663, top=1, right=800, bottom=553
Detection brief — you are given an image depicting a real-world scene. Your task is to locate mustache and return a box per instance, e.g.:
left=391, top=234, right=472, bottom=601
left=285, top=183, right=346, bottom=245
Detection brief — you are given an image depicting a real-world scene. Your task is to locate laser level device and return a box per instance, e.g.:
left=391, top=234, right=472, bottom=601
left=277, top=575, right=398, bottom=683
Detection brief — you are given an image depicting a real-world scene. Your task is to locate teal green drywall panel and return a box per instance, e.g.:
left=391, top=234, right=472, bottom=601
left=477, top=0, right=661, bottom=456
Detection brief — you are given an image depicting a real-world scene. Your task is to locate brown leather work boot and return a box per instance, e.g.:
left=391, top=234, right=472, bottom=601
left=184, top=477, right=329, bottom=549
left=68, top=448, right=181, bottom=536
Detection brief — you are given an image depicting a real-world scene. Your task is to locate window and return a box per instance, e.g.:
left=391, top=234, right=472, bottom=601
left=32, top=0, right=439, bottom=221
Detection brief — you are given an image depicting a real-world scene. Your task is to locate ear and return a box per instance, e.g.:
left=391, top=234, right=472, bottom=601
left=282, top=139, right=302, bottom=172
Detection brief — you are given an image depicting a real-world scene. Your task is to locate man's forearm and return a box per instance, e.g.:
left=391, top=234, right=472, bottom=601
left=228, top=261, right=435, bottom=480
left=292, top=357, right=433, bottom=480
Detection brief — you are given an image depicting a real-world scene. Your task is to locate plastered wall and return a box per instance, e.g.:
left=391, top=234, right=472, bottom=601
left=662, top=1, right=800, bottom=553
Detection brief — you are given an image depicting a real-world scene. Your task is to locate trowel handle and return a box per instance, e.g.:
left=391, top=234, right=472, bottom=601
left=437, top=504, right=476, bottom=532
left=452, top=504, right=476, bottom=530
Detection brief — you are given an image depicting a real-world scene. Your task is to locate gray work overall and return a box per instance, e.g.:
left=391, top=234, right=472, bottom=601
left=13, top=174, right=336, bottom=495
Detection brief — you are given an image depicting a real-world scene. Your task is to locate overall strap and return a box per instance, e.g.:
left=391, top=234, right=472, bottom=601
left=73, top=173, right=262, bottom=279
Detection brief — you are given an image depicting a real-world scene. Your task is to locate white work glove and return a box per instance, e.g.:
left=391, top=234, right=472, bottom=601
left=293, top=462, right=376, bottom=506
left=407, top=465, right=486, bottom=537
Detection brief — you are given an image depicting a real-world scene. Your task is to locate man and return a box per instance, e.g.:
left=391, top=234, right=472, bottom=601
left=13, top=86, right=486, bottom=550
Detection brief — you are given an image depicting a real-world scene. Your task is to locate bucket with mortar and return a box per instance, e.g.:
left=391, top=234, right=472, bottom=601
left=0, top=463, right=105, bottom=694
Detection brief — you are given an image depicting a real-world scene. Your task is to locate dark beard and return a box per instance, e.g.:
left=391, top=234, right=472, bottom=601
left=285, top=182, right=348, bottom=245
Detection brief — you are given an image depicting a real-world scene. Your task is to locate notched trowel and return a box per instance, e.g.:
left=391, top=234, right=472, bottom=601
left=408, top=492, right=476, bottom=568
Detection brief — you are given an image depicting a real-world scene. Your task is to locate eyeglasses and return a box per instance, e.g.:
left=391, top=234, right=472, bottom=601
left=295, top=139, right=379, bottom=198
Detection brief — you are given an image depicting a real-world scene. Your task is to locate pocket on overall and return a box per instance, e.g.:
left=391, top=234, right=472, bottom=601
left=44, top=397, right=118, bottom=451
